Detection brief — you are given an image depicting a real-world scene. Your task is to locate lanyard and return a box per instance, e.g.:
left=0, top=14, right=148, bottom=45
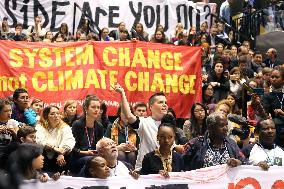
left=276, top=93, right=284, bottom=109
left=125, top=126, right=128, bottom=143
left=85, top=126, right=95, bottom=149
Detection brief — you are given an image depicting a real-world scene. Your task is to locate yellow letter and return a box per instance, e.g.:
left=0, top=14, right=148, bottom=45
left=118, top=48, right=130, bottom=67
left=97, top=70, right=108, bottom=89
left=103, top=47, right=117, bottom=66
left=132, top=48, right=147, bottom=68
left=138, top=72, right=149, bottom=91
left=150, top=73, right=165, bottom=92
left=9, top=49, right=23, bottom=67
left=179, top=75, right=189, bottom=94
left=58, top=71, right=65, bottom=90
left=0, top=76, right=7, bottom=91
left=7, top=77, right=19, bottom=91
left=125, top=71, right=137, bottom=91
left=23, top=48, right=39, bottom=68
left=161, top=52, right=173, bottom=70
left=174, top=53, right=183, bottom=71
left=147, top=50, right=160, bottom=69
left=52, top=48, right=63, bottom=67
left=165, top=74, right=178, bottom=93
left=19, top=73, right=27, bottom=89
left=76, top=45, right=94, bottom=65
left=32, top=71, right=47, bottom=92
left=65, top=70, right=84, bottom=90
left=85, top=69, right=100, bottom=88
left=38, top=48, right=53, bottom=68
left=47, top=71, right=58, bottom=91
left=65, top=47, right=76, bottom=67
left=188, top=75, right=196, bottom=94
left=109, top=70, right=118, bottom=90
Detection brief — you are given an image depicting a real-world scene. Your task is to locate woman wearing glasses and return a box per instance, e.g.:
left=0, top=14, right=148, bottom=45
left=35, top=105, right=75, bottom=173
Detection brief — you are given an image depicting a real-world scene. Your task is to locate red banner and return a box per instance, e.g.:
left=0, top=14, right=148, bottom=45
left=0, top=41, right=202, bottom=118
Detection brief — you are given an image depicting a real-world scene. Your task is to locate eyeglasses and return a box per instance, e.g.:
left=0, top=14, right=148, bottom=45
left=49, top=112, right=61, bottom=117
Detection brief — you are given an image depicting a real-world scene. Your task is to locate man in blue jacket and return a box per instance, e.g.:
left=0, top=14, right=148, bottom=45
left=11, top=88, right=37, bottom=126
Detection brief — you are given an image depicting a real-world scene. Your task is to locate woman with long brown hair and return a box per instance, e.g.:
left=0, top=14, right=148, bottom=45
left=71, top=95, right=104, bottom=174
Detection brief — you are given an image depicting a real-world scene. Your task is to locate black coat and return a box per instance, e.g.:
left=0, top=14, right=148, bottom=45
left=207, top=72, right=230, bottom=101
left=72, top=117, right=104, bottom=158
left=140, top=150, right=184, bottom=175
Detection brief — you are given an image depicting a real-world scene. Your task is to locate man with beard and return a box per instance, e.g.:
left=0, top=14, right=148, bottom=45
left=114, top=84, right=168, bottom=171
left=242, top=119, right=284, bottom=169
left=96, top=138, right=133, bottom=176
left=183, top=112, right=247, bottom=171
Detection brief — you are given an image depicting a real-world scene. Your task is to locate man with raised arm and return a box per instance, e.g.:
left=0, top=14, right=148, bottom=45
left=114, top=84, right=168, bottom=171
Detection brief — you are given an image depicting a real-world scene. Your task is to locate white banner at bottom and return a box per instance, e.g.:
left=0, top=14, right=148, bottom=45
left=20, top=165, right=284, bottom=189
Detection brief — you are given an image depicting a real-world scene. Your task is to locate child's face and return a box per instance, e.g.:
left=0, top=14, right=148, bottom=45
left=23, top=133, right=36, bottom=143
left=263, top=73, right=271, bottom=81
left=91, top=157, right=110, bottom=179
left=32, top=154, right=44, bottom=170
left=31, top=102, right=43, bottom=115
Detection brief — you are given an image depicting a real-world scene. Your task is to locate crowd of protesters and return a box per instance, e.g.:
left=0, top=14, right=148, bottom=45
left=0, top=4, right=284, bottom=188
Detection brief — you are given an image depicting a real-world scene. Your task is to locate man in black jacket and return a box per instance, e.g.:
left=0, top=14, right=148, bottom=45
left=264, top=48, right=282, bottom=68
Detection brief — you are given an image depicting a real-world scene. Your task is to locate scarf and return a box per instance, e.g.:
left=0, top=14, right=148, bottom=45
left=111, top=118, right=137, bottom=147
left=154, top=149, right=172, bottom=172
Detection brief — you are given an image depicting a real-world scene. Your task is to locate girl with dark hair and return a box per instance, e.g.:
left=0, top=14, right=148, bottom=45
left=35, top=105, right=75, bottom=173
left=140, top=122, right=183, bottom=177
left=227, top=93, right=241, bottom=115
left=183, top=103, right=208, bottom=141
left=53, top=23, right=71, bottom=42
left=207, top=60, right=230, bottom=101
left=82, top=156, right=110, bottom=179
left=8, top=144, right=45, bottom=181
left=7, top=144, right=61, bottom=182
left=104, top=105, right=139, bottom=167
left=131, top=22, right=149, bottom=41
left=187, top=26, right=198, bottom=46
left=150, top=30, right=168, bottom=44
left=202, top=83, right=217, bottom=113
left=71, top=95, right=104, bottom=174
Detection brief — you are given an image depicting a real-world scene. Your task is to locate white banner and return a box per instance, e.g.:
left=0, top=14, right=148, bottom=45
left=0, top=0, right=216, bottom=36
left=20, top=165, right=284, bottom=189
